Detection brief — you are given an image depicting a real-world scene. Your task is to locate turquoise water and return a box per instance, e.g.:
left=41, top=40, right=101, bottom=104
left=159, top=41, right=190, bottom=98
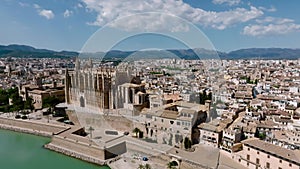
left=0, top=129, right=110, bottom=169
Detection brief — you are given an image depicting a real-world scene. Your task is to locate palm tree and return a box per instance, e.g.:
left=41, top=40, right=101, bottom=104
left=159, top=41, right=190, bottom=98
left=132, top=127, right=140, bottom=138
left=167, top=162, right=174, bottom=169
left=167, top=161, right=178, bottom=169
left=137, top=164, right=144, bottom=169
left=144, top=164, right=151, bottom=169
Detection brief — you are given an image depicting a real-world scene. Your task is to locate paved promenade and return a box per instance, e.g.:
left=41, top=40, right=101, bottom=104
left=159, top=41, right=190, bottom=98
left=0, top=115, right=70, bottom=137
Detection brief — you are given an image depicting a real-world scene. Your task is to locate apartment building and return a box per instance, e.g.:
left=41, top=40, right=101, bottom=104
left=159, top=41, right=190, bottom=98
left=236, top=138, right=300, bottom=169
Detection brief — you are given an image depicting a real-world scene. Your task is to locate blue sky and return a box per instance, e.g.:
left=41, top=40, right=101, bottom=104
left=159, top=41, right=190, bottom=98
left=1, top=0, right=300, bottom=52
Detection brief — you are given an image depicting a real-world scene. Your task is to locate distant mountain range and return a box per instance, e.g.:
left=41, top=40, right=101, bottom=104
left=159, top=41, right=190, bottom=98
left=0, top=44, right=78, bottom=58
left=1, top=44, right=300, bottom=60
left=227, top=48, right=300, bottom=60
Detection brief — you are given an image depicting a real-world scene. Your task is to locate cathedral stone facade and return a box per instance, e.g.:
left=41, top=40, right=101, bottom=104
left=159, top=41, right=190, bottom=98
left=65, top=58, right=147, bottom=113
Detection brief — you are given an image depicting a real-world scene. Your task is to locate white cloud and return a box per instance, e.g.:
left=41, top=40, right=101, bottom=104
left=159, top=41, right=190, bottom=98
left=197, top=6, right=263, bottom=30
left=255, top=17, right=293, bottom=25
left=81, top=0, right=263, bottom=32
left=64, top=9, right=73, bottom=18
left=33, top=4, right=40, bottom=9
left=258, top=6, right=276, bottom=12
left=77, top=3, right=84, bottom=8
left=243, top=17, right=300, bottom=36
left=105, top=13, right=190, bottom=32
left=74, top=3, right=84, bottom=10
left=33, top=4, right=55, bottom=20
left=212, top=0, right=240, bottom=6
left=18, top=2, right=29, bottom=7
left=39, top=9, right=55, bottom=19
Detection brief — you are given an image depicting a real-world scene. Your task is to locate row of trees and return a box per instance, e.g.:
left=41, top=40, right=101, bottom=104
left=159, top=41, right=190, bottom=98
left=0, top=88, right=16, bottom=106
left=0, top=88, right=61, bottom=115
left=0, top=88, right=34, bottom=113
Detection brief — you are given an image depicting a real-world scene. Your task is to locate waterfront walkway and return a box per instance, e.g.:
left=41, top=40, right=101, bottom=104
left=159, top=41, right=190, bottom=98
left=0, top=114, right=70, bottom=137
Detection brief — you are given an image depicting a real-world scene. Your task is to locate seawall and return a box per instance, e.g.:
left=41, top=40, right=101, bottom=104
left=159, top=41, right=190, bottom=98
left=0, top=117, right=69, bottom=137
left=44, top=135, right=121, bottom=167
left=44, top=143, right=107, bottom=166
left=0, top=116, right=122, bottom=168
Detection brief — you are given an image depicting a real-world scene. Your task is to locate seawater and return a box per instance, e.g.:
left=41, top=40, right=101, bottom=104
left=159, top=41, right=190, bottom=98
left=0, top=129, right=110, bottom=169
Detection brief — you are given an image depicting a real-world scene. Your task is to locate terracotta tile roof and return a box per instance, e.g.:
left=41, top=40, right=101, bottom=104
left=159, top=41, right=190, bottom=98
left=242, top=138, right=300, bottom=165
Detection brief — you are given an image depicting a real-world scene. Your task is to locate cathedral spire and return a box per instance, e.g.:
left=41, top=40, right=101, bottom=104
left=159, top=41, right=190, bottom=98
left=88, top=58, right=93, bottom=69
left=75, top=57, right=80, bottom=70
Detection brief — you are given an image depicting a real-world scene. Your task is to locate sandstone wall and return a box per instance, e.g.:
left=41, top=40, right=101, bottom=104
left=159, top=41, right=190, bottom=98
left=49, top=135, right=105, bottom=160
left=0, top=117, right=69, bottom=136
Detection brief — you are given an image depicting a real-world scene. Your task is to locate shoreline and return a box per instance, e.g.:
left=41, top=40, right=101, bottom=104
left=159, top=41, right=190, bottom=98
left=44, top=143, right=111, bottom=166
left=0, top=116, right=112, bottom=168
left=0, top=123, right=53, bottom=137
left=44, top=142, right=122, bottom=169
left=0, top=116, right=198, bottom=169
left=0, top=116, right=213, bottom=169
left=0, top=116, right=70, bottom=137
left=0, top=116, right=158, bottom=169
left=0, top=116, right=185, bottom=169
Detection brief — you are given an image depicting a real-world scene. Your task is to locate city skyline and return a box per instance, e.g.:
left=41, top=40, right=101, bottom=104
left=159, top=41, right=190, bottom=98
left=1, top=0, right=300, bottom=52
left=1, top=1, right=300, bottom=169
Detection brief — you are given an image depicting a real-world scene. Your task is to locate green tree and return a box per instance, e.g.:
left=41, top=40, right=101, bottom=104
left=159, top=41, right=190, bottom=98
left=0, top=105, right=10, bottom=113
left=133, top=127, right=141, bottom=138
left=42, top=96, right=60, bottom=110
left=137, top=164, right=145, bottom=169
left=144, top=164, right=151, bottom=169
left=184, top=137, right=192, bottom=149
left=200, top=90, right=212, bottom=105
left=7, top=88, right=18, bottom=96
left=167, top=161, right=178, bottom=169
left=258, top=132, right=266, bottom=140
left=0, top=89, right=9, bottom=106
left=43, top=96, right=60, bottom=122
left=10, top=92, right=24, bottom=112
left=246, top=76, right=251, bottom=83
left=24, top=97, right=34, bottom=111
left=200, top=91, right=207, bottom=104
left=254, top=129, right=267, bottom=140
left=208, top=92, right=212, bottom=100
left=137, top=164, right=151, bottom=169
